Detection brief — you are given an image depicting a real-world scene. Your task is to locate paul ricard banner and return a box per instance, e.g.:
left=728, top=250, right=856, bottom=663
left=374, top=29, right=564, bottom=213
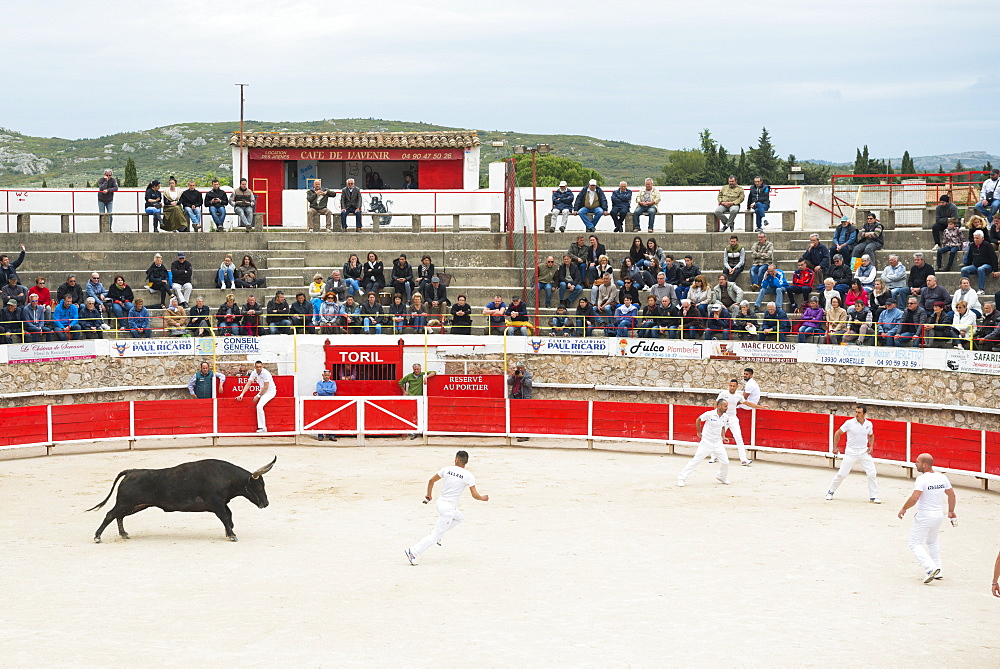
left=523, top=336, right=611, bottom=356
left=615, top=338, right=703, bottom=359
left=110, top=338, right=197, bottom=358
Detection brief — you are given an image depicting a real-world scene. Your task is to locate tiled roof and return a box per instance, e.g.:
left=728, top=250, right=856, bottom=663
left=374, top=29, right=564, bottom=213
left=231, top=131, right=480, bottom=149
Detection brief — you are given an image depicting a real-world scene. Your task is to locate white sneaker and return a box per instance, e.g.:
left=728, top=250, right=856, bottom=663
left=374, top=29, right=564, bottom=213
left=977, top=290, right=985, bottom=295
left=825, top=492, right=834, bottom=501
left=931, top=244, right=940, bottom=251
left=404, top=549, right=418, bottom=566
left=708, top=457, right=717, bottom=464
left=741, top=460, right=753, bottom=466
left=256, top=428, right=266, bottom=433
left=676, top=479, right=685, bottom=487
left=923, top=568, right=940, bottom=583
left=715, top=475, right=731, bottom=485
left=870, top=497, right=882, bottom=504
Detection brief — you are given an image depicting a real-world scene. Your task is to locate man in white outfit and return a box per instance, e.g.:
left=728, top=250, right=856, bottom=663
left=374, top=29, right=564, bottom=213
left=825, top=404, right=880, bottom=503
left=898, top=453, right=956, bottom=583
left=405, top=450, right=489, bottom=565
left=236, top=360, right=276, bottom=433
left=716, top=377, right=768, bottom=466
left=678, top=399, right=733, bottom=487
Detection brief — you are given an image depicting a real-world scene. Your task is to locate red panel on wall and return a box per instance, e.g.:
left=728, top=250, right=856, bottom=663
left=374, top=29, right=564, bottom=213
left=672, top=405, right=708, bottom=443
left=417, top=160, right=463, bottom=189
left=911, top=422, right=980, bottom=473
left=134, top=399, right=214, bottom=436
left=755, top=409, right=829, bottom=452
left=364, top=399, right=419, bottom=431
left=869, top=418, right=908, bottom=462
left=248, top=159, right=284, bottom=226
left=302, top=398, right=357, bottom=432
left=592, top=401, right=671, bottom=440
left=51, top=402, right=131, bottom=441
left=216, top=398, right=295, bottom=434
left=0, top=405, right=48, bottom=446
left=510, top=399, right=588, bottom=436
left=427, top=397, right=504, bottom=434
left=986, top=432, right=1000, bottom=476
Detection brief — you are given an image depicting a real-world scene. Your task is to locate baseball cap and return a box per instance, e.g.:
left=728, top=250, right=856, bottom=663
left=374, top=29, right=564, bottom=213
left=177, top=251, right=186, bottom=257
left=6, top=299, right=16, bottom=306
left=588, top=179, right=597, bottom=186
left=431, top=276, right=440, bottom=283
left=558, top=180, right=567, bottom=187
left=709, top=304, right=722, bottom=311
left=840, top=215, right=850, bottom=222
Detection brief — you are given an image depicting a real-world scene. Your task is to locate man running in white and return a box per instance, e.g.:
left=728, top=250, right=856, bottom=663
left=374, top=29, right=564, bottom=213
left=678, top=399, right=733, bottom=487
left=825, top=404, right=880, bottom=503
left=898, top=453, right=956, bottom=583
left=405, top=450, right=488, bottom=565
left=236, top=360, right=276, bottom=433
left=716, top=377, right=768, bottom=466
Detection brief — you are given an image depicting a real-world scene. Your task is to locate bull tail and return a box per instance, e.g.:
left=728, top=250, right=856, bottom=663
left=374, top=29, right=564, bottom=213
left=86, top=470, right=133, bottom=512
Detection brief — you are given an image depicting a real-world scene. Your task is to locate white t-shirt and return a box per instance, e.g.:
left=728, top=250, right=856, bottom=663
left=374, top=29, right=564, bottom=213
left=914, top=471, right=952, bottom=517
left=716, top=390, right=742, bottom=416
left=741, top=378, right=760, bottom=409
left=248, top=368, right=274, bottom=393
left=840, top=417, right=873, bottom=455
left=437, top=465, right=475, bottom=505
left=699, top=410, right=731, bottom=444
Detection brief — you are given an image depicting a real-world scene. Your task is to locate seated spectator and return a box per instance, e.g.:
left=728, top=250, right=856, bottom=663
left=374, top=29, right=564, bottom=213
left=236, top=255, right=263, bottom=289
left=424, top=276, right=450, bottom=317
left=702, top=304, right=731, bottom=340
left=449, top=295, right=473, bottom=335
left=832, top=216, right=857, bottom=261
left=974, top=302, right=1000, bottom=351
left=341, top=295, right=362, bottom=334
left=677, top=299, right=704, bottom=339
left=931, top=195, right=958, bottom=249
left=936, top=218, right=964, bottom=271
left=875, top=298, right=903, bottom=346
left=22, top=293, right=51, bottom=342
left=340, top=178, right=363, bottom=230
left=748, top=232, right=774, bottom=289
left=661, top=254, right=682, bottom=287
left=242, top=295, right=262, bottom=336
left=586, top=235, right=608, bottom=285
left=1, top=274, right=28, bottom=306
left=567, top=235, right=589, bottom=284
left=825, top=296, right=849, bottom=345
left=308, top=273, right=326, bottom=307
left=0, top=299, right=23, bottom=344
left=266, top=291, right=293, bottom=335
left=145, top=254, right=169, bottom=309
left=550, top=305, right=572, bottom=336
left=714, top=175, right=744, bottom=232
left=216, top=294, right=242, bottom=336
left=588, top=255, right=615, bottom=297
left=179, top=180, right=204, bottom=231
left=536, top=256, right=558, bottom=308
left=555, top=254, right=584, bottom=308
left=362, top=252, right=386, bottom=295
left=755, top=264, right=788, bottom=310
left=171, top=252, right=194, bottom=307
left=642, top=237, right=665, bottom=269
left=786, top=260, right=815, bottom=311
left=880, top=254, right=907, bottom=299
left=895, top=296, right=927, bottom=347
left=322, top=268, right=349, bottom=303
left=611, top=295, right=638, bottom=337
left=800, top=234, right=831, bottom=281
left=162, top=297, right=187, bottom=337
left=731, top=301, right=758, bottom=340
left=505, top=295, right=532, bottom=336
left=28, top=276, right=49, bottom=307
left=656, top=295, right=682, bottom=340
left=853, top=212, right=884, bottom=262
left=57, top=274, right=84, bottom=305
left=747, top=176, right=770, bottom=232
left=712, top=274, right=744, bottom=312
left=550, top=181, right=573, bottom=233
left=79, top=297, right=105, bottom=338
left=358, top=292, right=384, bottom=334
left=650, top=271, right=678, bottom=308
left=188, top=296, right=212, bottom=336
left=285, top=292, right=313, bottom=334
left=593, top=273, right=618, bottom=327
left=960, top=229, right=999, bottom=294
left=758, top=301, right=790, bottom=342
left=625, top=178, right=662, bottom=233
left=854, top=254, right=876, bottom=292
left=844, top=279, right=869, bottom=311
left=920, top=274, right=949, bottom=313
left=953, top=276, right=982, bottom=316
left=796, top=297, right=825, bottom=343
left=676, top=256, right=700, bottom=301
left=609, top=182, right=632, bottom=232
left=637, top=295, right=660, bottom=338
left=107, top=275, right=134, bottom=324
left=870, top=278, right=892, bottom=321
left=391, top=254, right=414, bottom=302
left=972, top=168, right=1000, bottom=221
left=620, top=257, right=647, bottom=290
left=316, top=292, right=344, bottom=334
left=144, top=179, right=164, bottom=231
left=574, top=179, right=607, bottom=232
left=895, top=252, right=934, bottom=307
left=127, top=298, right=151, bottom=338
left=205, top=179, right=229, bottom=231
left=841, top=301, right=873, bottom=346
left=218, top=254, right=237, bottom=290
left=922, top=301, right=953, bottom=348
left=52, top=293, right=81, bottom=341
left=415, top=255, right=435, bottom=298
left=952, top=300, right=977, bottom=349
left=483, top=294, right=507, bottom=336
left=820, top=277, right=841, bottom=310
left=618, top=277, right=641, bottom=307
left=988, top=213, right=1000, bottom=248
left=687, top=274, right=712, bottom=315
left=829, top=254, right=852, bottom=295
left=574, top=298, right=597, bottom=337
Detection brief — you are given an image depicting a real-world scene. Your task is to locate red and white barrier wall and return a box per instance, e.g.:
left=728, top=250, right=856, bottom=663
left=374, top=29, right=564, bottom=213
left=1, top=396, right=998, bottom=485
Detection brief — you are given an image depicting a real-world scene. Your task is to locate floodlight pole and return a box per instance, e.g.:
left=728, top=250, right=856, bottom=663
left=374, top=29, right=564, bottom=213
left=235, top=83, right=249, bottom=184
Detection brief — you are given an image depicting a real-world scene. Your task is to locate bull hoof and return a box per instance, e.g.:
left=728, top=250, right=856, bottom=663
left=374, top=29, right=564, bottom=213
left=228, top=535, right=238, bottom=542
left=120, top=533, right=130, bottom=540
left=94, top=536, right=102, bottom=544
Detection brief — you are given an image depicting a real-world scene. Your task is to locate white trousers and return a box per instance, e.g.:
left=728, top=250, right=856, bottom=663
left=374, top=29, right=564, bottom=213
left=679, top=439, right=729, bottom=482
left=828, top=451, right=879, bottom=498
left=410, top=500, right=464, bottom=557
left=255, top=387, right=276, bottom=431
left=551, top=208, right=570, bottom=230
left=171, top=282, right=193, bottom=305
left=726, top=413, right=749, bottom=462
left=909, top=514, right=944, bottom=573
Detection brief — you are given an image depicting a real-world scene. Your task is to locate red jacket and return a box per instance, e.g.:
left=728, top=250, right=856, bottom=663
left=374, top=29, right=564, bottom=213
left=792, top=268, right=815, bottom=288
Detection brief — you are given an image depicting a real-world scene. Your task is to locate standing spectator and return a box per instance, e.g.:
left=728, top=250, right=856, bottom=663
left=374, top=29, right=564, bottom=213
left=483, top=294, right=507, bottom=335
left=235, top=254, right=262, bottom=289
left=714, top=175, right=744, bottom=232
left=960, top=229, right=999, bottom=294
left=573, top=179, right=607, bottom=232
left=145, top=254, right=170, bottom=309
left=633, top=178, right=661, bottom=232
left=609, top=181, right=632, bottom=232
left=722, top=235, right=745, bottom=282
left=415, top=255, right=435, bottom=298
left=550, top=181, right=573, bottom=233
left=107, top=275, right=134, bottom=323
left=218, top=254, right=237, bottom=290
left=973, top=168, right=1000, bottom=221
left=853, top=213, right=884, bottom=263
left=161, top=177, right=187, bottom=231
left=97, top=168, right=118, bottom=226
left=786, top=260, right=815, bottom=311
left=536, top=256, right=558, bottom=308
left=362, top=252, right=385, bottom=295
left=266, top=291, right=292, bottom=335
left=162, top=297, right=187, bottom=337
left=748, top=232, right=773, bottom=289
left=57, top=274, right=84, bottom=305
left=342, top=254, right=364, bottom=298
left=313, top=370, right=338, bottom=441
left=22, top=293, right=51, bottom=342
left=242, top=295, right=262, bottom=336
left=755, top=264, right=788, bottom=310
left=85, top=272, right=109, bottom=312
left=306, top=179, right=337, bottom=231
left=204, top=178, right=230, bottom=232
left=391, top=254, right=414, bottom=302
left=170, top=251, right=194, bottom=307
left=78, top=297, right=106, bottom=339
left=508, top=362, right=533, bottom=440
left=127, top=298, right=151, bottom=338
left=189, top=361, right=225, bottom=399
left=0, top=299, right=23, bottom=344
left=27, top=276, right=48, bottom=307
left=0, top=244, right=25, bottom=285
left=931, top=195, right=959, bottom=250
left=359, top=292, right=384, bottom=334
left=179, top=180, right=204, bottom=232
left=1, top=275, right=28, bottom=306
left=449, top=294, right=473, bottom=335
left=144, top=180, right=164, bottom=232
left=232, top=178, right=256, bottom=229
left=290, top=292, right=315, bottom=334
left=216, top=294, right=242, bottom=336
left=800, top=234, right=831, bottom=280
left=832, top=215, right=857, bottom=261
left=188, top=296, right=212, bottom=336
left=746, top=176, right=769, bottom=232
left=340, top=178, right=363, bottom=231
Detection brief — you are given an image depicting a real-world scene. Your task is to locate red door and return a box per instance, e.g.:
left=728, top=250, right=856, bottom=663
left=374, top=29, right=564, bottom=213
left=249, top=159, right=285, bottom=226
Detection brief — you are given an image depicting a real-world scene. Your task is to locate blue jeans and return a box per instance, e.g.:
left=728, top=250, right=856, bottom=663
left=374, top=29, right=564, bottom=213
left=269, top=319, right=293, bottom=335
left=53, top=325, right=81, bottom=341
left=974, top=200, right=1000, bottom=220
left=755, top=286, right=786, bottom=309
left=752, top=201, right=769, bottom=229
left=574, top=317, right=595, bottom=337
left=936, top=246, right=960, bottom=270
left=638, top=321, right=658, bottom=338
left=145, top=206, right=162, bottom=229
left=878, top=331, right=898, bottom=347
left=235, top=206, right=254, bottom=228
left=749, top=264, right=768, bottom=286
left=98, top=200, right=113, bottom=224
left=111, top=302, right=134, bottom=319
left=24, top=323, right=52, bottom=342
left=342, top=207, right=362, bottom=229
left=219, top=323, right=241, bottom=336
left=614, top=318, right=633, bottom=337
left=797, top=324, right=825, bottom=343
left=410, top=314, right=427, bottom=331
left=345, top=278, right=361, bottom=297
left=218, top=268, right=235, bottom=287
left=130, top=328, right=152, bottom=338
left=895, top=331, right=920, bottom=347
left=634, top=205, right=657, bottom=231
left=559, top=282, right=583, bottom=304
left=578, top=207, right=604, bottom=231
left=675, top=285, right=689, bottom=301
left=209, top=205, right=227, bottom=229
left=537, top=282, right=554, bottom=306
left=363, top=317, right=382, bottom=334
left=184, top=206, right=201, bottom=228
left=961, top=263, right=992, bottom=291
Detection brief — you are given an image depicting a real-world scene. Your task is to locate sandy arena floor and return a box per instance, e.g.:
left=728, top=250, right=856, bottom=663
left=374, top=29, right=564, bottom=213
left=0, top=439, right=997, bottom=666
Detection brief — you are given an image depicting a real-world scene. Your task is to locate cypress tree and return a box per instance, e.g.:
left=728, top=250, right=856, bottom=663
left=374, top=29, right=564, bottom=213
left=123, top=158, right=138, bottom=187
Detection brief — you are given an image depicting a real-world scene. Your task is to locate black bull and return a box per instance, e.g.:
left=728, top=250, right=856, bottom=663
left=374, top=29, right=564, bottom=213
left=88, top=457, right=276, bottom=542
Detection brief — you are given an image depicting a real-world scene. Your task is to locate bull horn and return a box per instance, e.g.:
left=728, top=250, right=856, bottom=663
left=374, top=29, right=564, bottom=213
left=251, top=456, right=277, bottom=479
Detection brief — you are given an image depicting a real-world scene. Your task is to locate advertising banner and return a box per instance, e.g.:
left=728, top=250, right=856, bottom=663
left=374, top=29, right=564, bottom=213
left=197, top=337, right=260, bottom=356
left=524, top=336, right=612, bottom=356
left=110, top=338, right=197, bottom=358
left=249, top=148, right=463, bottom=161
left=808, top=344, right=924, bottom=369
left=614, top=338, right=703, bottom=359
left=943, top=349, right=1000, bottom=376
left=706, top=340, right=799, bottom=363
left=427, top=374, right=506, bottom=398
left=8, top=340, right=97, bottom=364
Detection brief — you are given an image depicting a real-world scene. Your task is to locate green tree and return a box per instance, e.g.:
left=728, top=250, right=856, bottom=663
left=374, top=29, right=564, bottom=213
left=85, top=181, right=91, bottom=188
left=900, top=151, right=915, bottom=175
left=735, top=149, right=751, bottom=184
left=747, top=127, right=781, bottom=183
left=41, top=179, right=47, bottom=188
left=660, top=149, right=706, bottom=186
left=123, top=158, right=138, bottom=187
left=953, top=160, right=965, bottom=173
left=983, top=161, right=994, bottom=173
left=512, top=154, right=603, bottom=187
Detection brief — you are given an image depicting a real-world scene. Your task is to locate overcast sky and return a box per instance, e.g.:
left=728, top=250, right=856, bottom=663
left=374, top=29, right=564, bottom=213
left=3, top=0, right=995, bottom=162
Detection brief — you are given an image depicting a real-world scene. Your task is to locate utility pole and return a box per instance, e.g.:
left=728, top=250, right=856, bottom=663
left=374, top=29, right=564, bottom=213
left=235, top=83, right=249, bottom=184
